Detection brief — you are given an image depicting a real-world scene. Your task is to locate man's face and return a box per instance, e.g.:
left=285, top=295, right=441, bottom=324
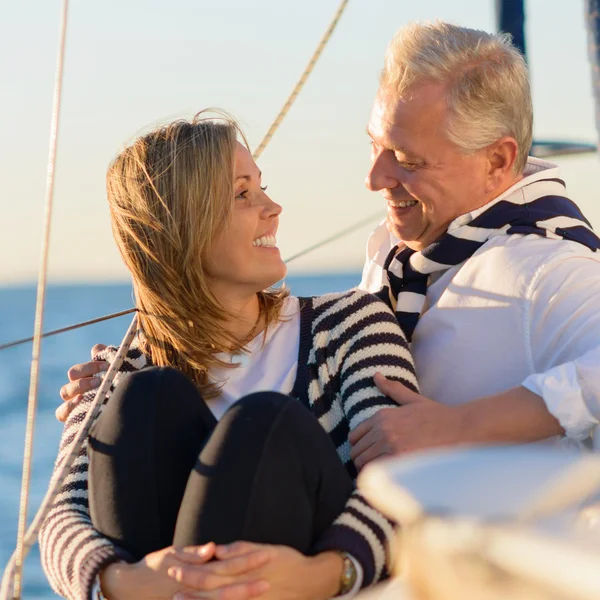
left=366, top=83, right=492, bottom=251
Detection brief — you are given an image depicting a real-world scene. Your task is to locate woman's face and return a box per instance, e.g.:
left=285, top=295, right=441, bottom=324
left=205, top=143, right=286, bottom=301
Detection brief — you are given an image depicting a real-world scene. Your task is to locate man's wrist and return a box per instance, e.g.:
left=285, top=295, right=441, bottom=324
left=454, top=400, right=482, bottom=444
left=455, top=386, right=563, bottom=445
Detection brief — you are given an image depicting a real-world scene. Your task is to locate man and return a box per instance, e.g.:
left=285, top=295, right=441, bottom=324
left=57, top=20, right=600, bottom=598
left=349, top=20, right=600, bottom=468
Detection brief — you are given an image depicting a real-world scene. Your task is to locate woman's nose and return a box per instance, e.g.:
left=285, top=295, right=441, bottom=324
left=262, top=192, right=282, bottom=218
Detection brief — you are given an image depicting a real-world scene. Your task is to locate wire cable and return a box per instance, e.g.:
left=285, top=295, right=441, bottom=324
left=0, top=308, right=138, bottom=352
left=282, top=209, right=382, bottom=264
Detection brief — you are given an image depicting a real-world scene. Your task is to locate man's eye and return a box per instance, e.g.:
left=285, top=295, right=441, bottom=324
left=399, top=161, right=418, bottom=171
left=236, top=190, right=248, bottom=199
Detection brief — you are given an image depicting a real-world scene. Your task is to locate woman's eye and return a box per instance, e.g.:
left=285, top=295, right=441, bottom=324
left=236, top=185, right=267, bottom=199
left=260, top=185, right=268, bottom=192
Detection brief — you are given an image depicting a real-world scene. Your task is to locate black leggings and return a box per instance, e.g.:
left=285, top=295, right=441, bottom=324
left=88, top=366, right=354, bottom=561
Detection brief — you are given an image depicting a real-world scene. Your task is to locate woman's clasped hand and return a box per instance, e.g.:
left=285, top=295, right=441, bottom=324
left=100, top=542, right=344, bottom=600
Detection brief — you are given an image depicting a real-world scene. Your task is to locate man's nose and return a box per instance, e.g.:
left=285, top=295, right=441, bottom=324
left=365, top=151, right=398, bottom=192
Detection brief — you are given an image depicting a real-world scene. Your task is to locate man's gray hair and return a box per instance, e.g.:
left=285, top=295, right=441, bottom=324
left=380, top=21, right=533, bottom=173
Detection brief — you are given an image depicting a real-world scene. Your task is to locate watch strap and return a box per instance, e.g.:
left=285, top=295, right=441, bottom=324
left=335, top=551, right=358, bottom=596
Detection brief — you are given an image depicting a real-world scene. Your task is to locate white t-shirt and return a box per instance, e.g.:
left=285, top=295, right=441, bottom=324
left=208, top=296, right=301, bottom=419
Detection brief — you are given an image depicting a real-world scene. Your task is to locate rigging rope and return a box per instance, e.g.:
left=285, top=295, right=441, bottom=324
left=10, top=1, right=70, bottom=598
left=0, top=315, right=139, bottom=600
left=252, top=0, right=350, bottom=160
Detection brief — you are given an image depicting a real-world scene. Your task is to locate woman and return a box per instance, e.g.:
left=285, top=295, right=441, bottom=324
left=40, top=111, right=418, bottom=600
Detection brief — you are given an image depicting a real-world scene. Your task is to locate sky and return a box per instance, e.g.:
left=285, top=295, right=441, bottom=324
left=0, top=0, right=598, bottom=284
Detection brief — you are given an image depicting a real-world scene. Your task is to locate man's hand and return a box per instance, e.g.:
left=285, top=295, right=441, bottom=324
left=169, top=542, right=343, bottom=600
left=350, top=373, right=565, bottom=470
left=56, top=344, right=108, bottom=422
left=101, top=543, right=271, bottom=600
left=349, top=373, right=465, bottom=470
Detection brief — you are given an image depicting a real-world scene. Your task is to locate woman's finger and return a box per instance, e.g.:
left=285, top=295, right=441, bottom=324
left=167, top=565, right=234, bottom=591
left=168, top=550, right=270, bottom=588
left=215, top=542, right=264, bottom=560
left=173, top=543, right=217, bottom=564
left=174, top=580, right=269, bottom=600
left=201, top=551, right=271, bottom=577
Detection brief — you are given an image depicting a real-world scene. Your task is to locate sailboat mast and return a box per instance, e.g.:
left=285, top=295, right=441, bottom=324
left=585, top=0, right=600, bottom=150
left=496, top=0, right=527, bottom=59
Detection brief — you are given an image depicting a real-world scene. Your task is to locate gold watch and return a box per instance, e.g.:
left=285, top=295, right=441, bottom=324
left=335, top=552, right=357, bottom=596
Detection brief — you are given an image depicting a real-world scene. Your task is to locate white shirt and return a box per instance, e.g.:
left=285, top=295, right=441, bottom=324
left=209, top=296, right=301, bottom=418
left=360, top=157, right=600, bottom=447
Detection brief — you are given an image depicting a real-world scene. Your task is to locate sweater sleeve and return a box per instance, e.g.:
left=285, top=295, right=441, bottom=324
left=310, top=290, right=418, bottom=587
left=39, top=343, right=147, bottom=600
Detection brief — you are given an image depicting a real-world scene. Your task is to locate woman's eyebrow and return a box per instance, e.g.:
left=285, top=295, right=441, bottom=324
left=235, top=170, right=262, bottom=182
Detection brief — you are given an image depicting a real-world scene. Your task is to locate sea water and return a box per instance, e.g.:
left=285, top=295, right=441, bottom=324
left=0, top=273, right=361, bottom=599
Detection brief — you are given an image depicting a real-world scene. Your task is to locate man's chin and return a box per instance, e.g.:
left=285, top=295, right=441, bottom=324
left=386, top=224, right=432, bottom=252
left=385, top=218, right=412, bottom=242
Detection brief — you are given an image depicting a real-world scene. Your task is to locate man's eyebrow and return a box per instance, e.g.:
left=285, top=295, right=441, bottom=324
left=366, top=127, right=423, bottom=161
left=392, top=145, right=423, bottom=161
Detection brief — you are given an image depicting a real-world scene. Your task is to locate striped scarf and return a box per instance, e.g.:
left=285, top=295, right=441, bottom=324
left=378, top=177, right=600, bottom=341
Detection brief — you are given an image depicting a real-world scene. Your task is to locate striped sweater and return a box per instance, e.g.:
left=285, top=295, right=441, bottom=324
left=39, top=290, right=418, bottom=600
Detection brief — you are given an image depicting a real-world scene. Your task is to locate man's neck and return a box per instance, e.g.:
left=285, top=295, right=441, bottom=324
left=487, top=172, right=525, bottom=205
left=457, top=171, right=526, bottom=220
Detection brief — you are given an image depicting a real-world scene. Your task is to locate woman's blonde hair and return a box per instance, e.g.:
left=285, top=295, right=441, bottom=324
left=380, top=21, right=533, bottom=173
left=107, top=110, right=288, bottom=398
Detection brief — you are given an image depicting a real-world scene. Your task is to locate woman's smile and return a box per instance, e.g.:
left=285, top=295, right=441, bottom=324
left=252, top=233, right=278, bottom=248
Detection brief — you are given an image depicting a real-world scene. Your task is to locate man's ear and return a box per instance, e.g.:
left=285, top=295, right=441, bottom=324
left=485, top=136, right=519, bottom=192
